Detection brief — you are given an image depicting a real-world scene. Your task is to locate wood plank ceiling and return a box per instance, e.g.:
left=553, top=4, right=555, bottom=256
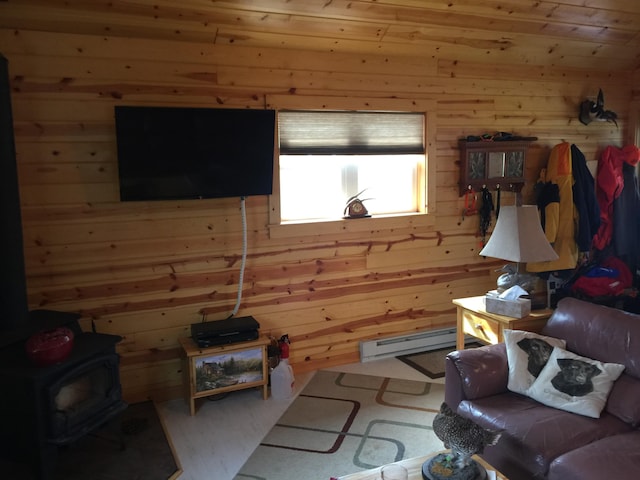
left=1, top=0, right=639, bottom=71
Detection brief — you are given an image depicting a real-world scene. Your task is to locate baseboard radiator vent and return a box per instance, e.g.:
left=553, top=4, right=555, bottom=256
left=360, top=327, right=465, bottom=362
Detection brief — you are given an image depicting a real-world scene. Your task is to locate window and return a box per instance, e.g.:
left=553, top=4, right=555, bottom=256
left=277, top=111, right=426, bottom=223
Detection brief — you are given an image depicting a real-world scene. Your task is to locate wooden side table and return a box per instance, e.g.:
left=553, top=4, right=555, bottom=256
left=337, top=452, right=508, bottom=479
left=179, top=336, right=269, bottom=415
left=453, top=296, right=554, bottom=350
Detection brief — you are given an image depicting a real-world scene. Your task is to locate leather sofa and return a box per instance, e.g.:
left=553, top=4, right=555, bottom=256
left=444, top=297, right=640, bottom=480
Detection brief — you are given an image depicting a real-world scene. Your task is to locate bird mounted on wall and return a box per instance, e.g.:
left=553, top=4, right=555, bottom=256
left=424, top=402, right=502, bottom=479
left=579, top=88, right=618, bottom=127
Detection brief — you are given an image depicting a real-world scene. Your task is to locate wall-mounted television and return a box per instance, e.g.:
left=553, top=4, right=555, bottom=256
left=114, top=106, right=275, bottom=201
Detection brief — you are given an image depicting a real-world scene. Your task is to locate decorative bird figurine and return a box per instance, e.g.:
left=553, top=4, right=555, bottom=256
left=495, top=264, right=537, bottom=294
left=432, top=402, right=502, bottom=470
left=579, top=88, right=618, bottom=127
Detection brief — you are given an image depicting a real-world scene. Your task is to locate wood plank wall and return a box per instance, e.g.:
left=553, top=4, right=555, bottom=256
left=0, top=28, right=631, bottom=403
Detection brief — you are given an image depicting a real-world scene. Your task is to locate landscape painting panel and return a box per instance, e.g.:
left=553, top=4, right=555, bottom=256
left=194, top=347, right=264, bottom=393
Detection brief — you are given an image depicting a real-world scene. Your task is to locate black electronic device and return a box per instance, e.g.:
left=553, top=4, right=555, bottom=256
left=191, top=316, right=260, bottom=348
left=114, top=106, right=275, bottom=202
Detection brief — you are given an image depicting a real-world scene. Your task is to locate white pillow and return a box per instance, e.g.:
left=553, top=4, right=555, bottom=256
left=527, top=347, right=625, bottom=418
left=504, top=329, right=566, bottom=395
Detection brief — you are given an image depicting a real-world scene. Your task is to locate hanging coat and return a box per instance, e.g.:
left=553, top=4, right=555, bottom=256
left=528, top=142, right=578, bottom=272
left=593, top=145, right=640, bottom=251
left=533, top=170, right=560, bottom=237
left=571, top=144, right=600, bottom=252
left=613, top=160, right=640, bottom=279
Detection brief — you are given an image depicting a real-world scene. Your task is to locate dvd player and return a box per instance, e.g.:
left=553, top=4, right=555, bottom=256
left=191, top=315, right=260, bottom=348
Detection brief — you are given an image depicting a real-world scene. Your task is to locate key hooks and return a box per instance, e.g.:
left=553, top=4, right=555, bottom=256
left=458, top=139, right=532, bottom=196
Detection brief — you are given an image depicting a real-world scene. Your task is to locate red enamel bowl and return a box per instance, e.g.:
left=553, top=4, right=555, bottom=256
left=25, top=327, right=75, bottom=367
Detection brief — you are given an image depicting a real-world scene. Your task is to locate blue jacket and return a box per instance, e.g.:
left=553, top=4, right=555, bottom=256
left=571, top=144, right=600, bottom=253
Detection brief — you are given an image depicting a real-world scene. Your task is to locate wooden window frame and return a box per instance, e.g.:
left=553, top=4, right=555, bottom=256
left=265, top=95, right=437, bottom=239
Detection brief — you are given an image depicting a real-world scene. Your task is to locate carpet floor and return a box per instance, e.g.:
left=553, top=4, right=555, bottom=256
left=235, top=370, right=445, bottom=480
left=397, top=343, right=484, bottom=379
left=1, top=401, right=181, bottom=480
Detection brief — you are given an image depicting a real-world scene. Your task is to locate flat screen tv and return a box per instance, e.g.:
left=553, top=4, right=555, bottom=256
left=115, top=106, right=275, bottom=201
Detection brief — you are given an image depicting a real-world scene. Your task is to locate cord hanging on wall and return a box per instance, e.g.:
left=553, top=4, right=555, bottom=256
left=229, top=196, right=248, bottom=318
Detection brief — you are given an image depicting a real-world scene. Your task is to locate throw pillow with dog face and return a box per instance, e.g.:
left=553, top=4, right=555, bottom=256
left=504, top=329, right=566, bottom=395
left=527, top=347, right=625, bottom=418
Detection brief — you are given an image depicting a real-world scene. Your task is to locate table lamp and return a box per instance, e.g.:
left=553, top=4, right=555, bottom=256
left=479, top=205, right=558, bottom=293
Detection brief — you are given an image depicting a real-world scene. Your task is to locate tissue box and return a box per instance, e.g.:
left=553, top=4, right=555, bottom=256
left=485, top=291, right=531, bottom=318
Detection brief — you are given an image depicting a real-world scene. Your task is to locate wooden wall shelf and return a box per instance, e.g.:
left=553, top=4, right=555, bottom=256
left=458, top=140, right=533, bottom=196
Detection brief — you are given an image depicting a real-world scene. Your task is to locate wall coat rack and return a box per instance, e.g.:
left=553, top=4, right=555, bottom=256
left=458, top=139, right=533, bottom=196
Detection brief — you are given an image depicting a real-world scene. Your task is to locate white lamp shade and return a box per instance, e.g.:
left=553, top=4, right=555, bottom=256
left=479, top=205, right=559, bottom=263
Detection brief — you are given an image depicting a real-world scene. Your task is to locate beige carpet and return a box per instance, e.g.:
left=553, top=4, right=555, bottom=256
left=235, top=370, right=445, bottom=480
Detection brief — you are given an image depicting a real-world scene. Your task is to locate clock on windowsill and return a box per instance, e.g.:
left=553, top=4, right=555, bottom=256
left=344, top=198, right=370, bottom=219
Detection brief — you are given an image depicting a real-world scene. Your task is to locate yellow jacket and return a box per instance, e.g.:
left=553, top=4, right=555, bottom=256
left=527, top=142, right=578, bottom=272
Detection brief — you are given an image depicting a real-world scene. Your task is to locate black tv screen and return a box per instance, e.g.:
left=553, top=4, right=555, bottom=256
left=115, top=106, right=275, bottom=201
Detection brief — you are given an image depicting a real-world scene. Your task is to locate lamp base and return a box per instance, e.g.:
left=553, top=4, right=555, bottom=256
left=496, top=264, right=538, bottom=293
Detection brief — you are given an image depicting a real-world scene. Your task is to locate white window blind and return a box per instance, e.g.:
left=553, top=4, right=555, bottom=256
left=279, top=111, right=425, bottom=155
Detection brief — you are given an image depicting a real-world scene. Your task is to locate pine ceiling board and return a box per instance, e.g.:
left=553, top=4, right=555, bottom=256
left=0, top=4, right=220, bottom=43
left=540, top=0, right=640, bottom=12
left=144, top=0, right=640, bottom=33
left=5, top=0, right=640, bottom=35
left=436, top=59, right=625, bottom=83
left=491, top=95, right=629, bottom=114
left=173, top=0, right=640, bottom=44
left=380, top=26, right=634, bottom=68
left=10, top=80, right=270, bottom=109
left=437, top=95, right=590, bottom=115
left=266, top=94, right=434, bottom=113
left=365, top=0, right=640, bottom=24
left=0, top=1, right=390, bottom=43
left=11, top=51, right=436, bottom=88
left=416, top=0, right=640, bottom=31
left=211, top=27, right=633, bottom=71
left=0, top=30, right=435, bottom=80
left=1, top=1, right=638, bottom=70
left=173, top=0, right=638, bottom=48
left=7, top=54, right=221, bottom=86
left=269, top=0, right=639, bottom=46
left=229, top=66, right=617, bottom=99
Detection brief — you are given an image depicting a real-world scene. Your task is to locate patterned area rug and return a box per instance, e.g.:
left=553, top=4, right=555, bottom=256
left=235, top=370, right=445, bottom=480
left=397, top=343, right=484, bottom=379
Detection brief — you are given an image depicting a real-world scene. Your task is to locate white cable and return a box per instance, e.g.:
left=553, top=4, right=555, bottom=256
left=230, top=196, right=247, bottom=317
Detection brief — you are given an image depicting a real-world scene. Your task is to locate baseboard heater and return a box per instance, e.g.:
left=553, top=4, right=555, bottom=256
left=359, top=327, right=471, bottom=362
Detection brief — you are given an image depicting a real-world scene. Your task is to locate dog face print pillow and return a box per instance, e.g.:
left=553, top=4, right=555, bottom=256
left=504, top=329, right=567, bottom=395
left=528, top=347, right=625, bottom=418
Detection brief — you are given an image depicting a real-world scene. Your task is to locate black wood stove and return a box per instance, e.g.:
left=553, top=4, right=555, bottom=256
left=0, top=53, right=126, bottom=480
left=0, top=310, right=127, bottom=480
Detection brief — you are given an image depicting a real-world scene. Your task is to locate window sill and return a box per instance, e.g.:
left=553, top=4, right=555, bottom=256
left=268, top=212, right=435, bottom=239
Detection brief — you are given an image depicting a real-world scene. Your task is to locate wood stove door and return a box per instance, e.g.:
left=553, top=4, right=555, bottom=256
left=46, top=353, right=126, bottom=445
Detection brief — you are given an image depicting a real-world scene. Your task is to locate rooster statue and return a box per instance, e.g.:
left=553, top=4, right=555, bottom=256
left=424, top=402, right=502, bottom=480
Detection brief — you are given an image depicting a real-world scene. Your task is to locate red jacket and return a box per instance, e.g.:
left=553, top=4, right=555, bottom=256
left=593, top=145, right=640, bottom=251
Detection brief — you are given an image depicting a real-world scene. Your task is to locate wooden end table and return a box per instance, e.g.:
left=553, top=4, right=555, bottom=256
left=453, top=296, right=554, bottom=350
left=179, top=336, right=269, bottom=415
left=336, top=452, right=508, bottom=479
